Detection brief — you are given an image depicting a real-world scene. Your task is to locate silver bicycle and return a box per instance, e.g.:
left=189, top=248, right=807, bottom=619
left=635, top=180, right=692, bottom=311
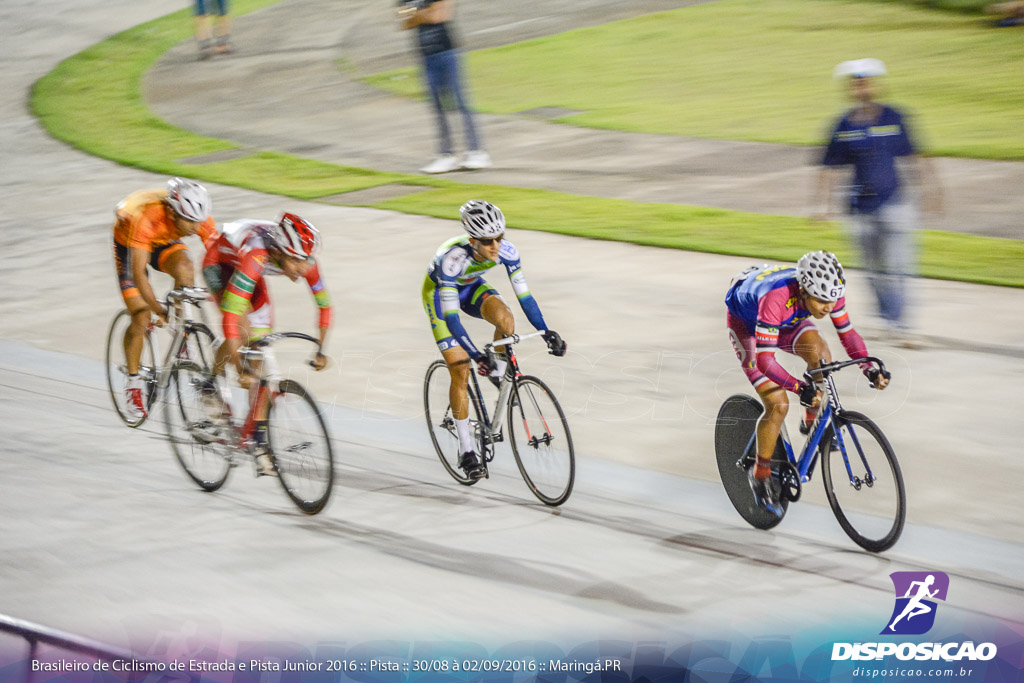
left=423, top=331, right=575, bottom=506
left=104, top=287, right=218, bottom=427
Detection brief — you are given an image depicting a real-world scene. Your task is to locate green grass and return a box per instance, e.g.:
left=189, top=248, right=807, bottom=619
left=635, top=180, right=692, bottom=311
left=366, top=0, right=1024, bottom=159
left=29, top=0, right=1024, bottom=287
left=372, top=186, right=1024, bottom=287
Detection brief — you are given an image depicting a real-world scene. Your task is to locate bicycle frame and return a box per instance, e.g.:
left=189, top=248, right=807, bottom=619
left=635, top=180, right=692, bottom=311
left=231, top=332, right=321, bottom=449
left=468, top=331, right=546, bottom=455
left=741, top=356, right=886, bottom=486
left=149, top=288, right=217, bottom=392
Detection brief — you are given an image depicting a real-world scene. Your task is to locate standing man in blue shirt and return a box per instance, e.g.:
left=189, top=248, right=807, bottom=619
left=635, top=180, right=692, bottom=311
left=398, top=0, right=491, bottom=174
left=812, top=58, right=942, bottom=344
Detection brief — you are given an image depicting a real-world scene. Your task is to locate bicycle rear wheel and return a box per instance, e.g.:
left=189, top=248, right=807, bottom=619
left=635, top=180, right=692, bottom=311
left=423, top=360, right=485, bottom=486
left=822, top=411, right=905, bottom=552
left=165, top=360, right=232, bottom=492
left=268, top=380, right=334, bottom=515
left=105, top=309, right=157, bottom=427
left=714, top=394, right=789, bottom=529
left=508, top=376, right=575, bottom=506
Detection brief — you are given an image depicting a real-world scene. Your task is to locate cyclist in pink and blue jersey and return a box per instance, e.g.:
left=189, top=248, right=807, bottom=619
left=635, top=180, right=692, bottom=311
left=725, top=251, right=890, bottom=515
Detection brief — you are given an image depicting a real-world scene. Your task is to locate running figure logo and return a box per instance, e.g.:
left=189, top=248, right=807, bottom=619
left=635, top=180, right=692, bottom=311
left=882, top=571, right=949, bottom=635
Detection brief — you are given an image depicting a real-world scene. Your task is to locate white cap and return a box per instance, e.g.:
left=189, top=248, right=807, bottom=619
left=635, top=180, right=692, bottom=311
left=833, top=58, right=887, bottom=79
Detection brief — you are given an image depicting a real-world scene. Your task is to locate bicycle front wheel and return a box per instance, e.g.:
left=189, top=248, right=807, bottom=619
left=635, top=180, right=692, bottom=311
left=822, top=411, right=906, bottom=552
left=105, top=309, right=157, bottom=427
left=269, top=380, right=334, bottom=515
left=508, top=376, right=575, bottom=506
left=423, top=360, right=484, bottom=486
left=165, top=360, right=232, bottom=492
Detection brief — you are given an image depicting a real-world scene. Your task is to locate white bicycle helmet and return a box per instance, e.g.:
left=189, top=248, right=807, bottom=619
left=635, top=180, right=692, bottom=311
left=460, top=200, right=505, bottom=239
left=797, top=251, right=846, bottom=302
left=166, top=177, right=211, bottom=222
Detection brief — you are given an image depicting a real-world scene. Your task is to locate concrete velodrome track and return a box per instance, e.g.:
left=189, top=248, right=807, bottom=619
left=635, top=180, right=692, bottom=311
left=1, top=0, right=1022, bottom=652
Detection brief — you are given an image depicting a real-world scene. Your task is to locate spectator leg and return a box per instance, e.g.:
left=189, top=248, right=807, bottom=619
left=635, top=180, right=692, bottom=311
left=424, top=54, right=453, bottom=155
left=447, top=49, right=481, bottom=151
left=851, top=211, right=893, bottom=324
left=879, top=200, right=918, bottom=329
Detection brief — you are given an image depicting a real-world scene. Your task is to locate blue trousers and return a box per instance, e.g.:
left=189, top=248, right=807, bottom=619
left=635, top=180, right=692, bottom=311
left=848, top=199, right=918, bottom=328
left=423, top=49, right=480, bottom=155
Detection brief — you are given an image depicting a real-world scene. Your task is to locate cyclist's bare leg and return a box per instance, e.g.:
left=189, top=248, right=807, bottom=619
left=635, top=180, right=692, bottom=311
left=754, top=380, right=788, bottom=465
left=792, top=328, right=833, bottom=372
left=792, top=328, right=832, bottom=425
left=122, top=295, right=152, bottom=375
left=481, top=295, right=514, bottom=340
left=442, top=345, right=472, bottom=420
left=162, top=249, right=196, bottom=288
left=480, top=296, right=514, bottom=371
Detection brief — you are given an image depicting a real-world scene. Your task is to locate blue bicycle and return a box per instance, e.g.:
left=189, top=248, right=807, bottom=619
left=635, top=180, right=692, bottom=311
left=715, top=357, right=905, bottom=552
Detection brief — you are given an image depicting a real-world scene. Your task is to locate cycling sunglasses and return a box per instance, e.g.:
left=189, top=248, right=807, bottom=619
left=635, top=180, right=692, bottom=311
left=475, top=235, right=504, bottom=246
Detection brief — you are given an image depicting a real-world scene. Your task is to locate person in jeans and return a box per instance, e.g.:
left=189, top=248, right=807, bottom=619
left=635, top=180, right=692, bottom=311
left=812, top=58, right=941, bottom=345
left=399, top=0, right=491, bottom=174
left=195, top=0, right=232, bottom=59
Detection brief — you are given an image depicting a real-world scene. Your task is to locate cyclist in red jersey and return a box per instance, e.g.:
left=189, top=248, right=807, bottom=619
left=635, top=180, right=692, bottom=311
left=724, top=251, right=890, bottom=515
left=112, top=177, right=217, bottom=420
left=202, top=213, right=331, bottom=475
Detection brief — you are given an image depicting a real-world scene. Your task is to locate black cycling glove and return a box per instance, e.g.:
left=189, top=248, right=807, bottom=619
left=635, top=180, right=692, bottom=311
left=542, top=330, right=567, bottom=357
left=798, top=382, right=818, bottom=408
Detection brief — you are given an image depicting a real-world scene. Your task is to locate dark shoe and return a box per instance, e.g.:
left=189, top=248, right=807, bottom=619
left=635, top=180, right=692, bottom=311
left=459, top=451, right=486, bottom=480
left=748, top=467, right=783, bottom=517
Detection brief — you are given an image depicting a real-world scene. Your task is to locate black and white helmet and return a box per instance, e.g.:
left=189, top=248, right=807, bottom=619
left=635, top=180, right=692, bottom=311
left=459, top=200, right=505, bottom=239
left=797, top=250, right=846, bottom=302
left=166, top=177, right=211, bottom=222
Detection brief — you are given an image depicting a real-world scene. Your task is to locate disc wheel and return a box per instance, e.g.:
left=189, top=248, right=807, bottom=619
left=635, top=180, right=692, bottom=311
left=105, top=309, right=158, bottom=427
left=423, top=360, right=486, bottom=486
left=507, top=376, right=575, bottom=506
left=268, top=380, right=335, bottom=515
left=714, top=394, right=789, bottom=529
left=822, top=411, right=906, bottom=552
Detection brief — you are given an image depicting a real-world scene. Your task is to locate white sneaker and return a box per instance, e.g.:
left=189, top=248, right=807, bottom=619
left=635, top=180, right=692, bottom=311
left=125, top=386, right=147, bottom=421
left=420, top=154, right=459, bottom=174
left=462, top=150, right=492, bottom=170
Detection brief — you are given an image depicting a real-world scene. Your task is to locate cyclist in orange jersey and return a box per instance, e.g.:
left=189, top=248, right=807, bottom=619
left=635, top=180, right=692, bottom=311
left=112, top=177, right=218, bottom=420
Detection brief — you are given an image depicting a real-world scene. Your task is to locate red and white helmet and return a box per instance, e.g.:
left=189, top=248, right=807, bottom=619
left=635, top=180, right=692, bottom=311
left=274, top=213, right=321, bottom=259
left=166, top=177, right=211, bottom=222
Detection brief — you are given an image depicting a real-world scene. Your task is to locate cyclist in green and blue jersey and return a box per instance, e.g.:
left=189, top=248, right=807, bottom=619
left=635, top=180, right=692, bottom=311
left=422, top=200, right=566, bottom=479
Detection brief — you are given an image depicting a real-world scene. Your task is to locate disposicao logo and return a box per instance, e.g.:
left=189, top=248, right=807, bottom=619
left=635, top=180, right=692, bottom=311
left=831, top=571, right=998, bottom=662
left=882, top=571, right=949, bottom=635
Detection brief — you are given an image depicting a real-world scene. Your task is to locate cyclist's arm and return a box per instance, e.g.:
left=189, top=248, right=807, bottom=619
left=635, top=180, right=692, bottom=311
left=304, top=262, right=332, bottom=333
left=439, top=285, right=482, bottom=358
left=197, top=217, right=219, bottom=249
left=129, top=245, right=165, bottom=318
left=830, top=299, right=873, bottom=375
left=127, top=216, right=165, bottom=318
left=753, top=290, right=802, bottom=392
left=220, top=250, right=266, bottom=341
left=502, top=243, right=548, bottom=331
left=434, top=248, right=482, bottom=358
